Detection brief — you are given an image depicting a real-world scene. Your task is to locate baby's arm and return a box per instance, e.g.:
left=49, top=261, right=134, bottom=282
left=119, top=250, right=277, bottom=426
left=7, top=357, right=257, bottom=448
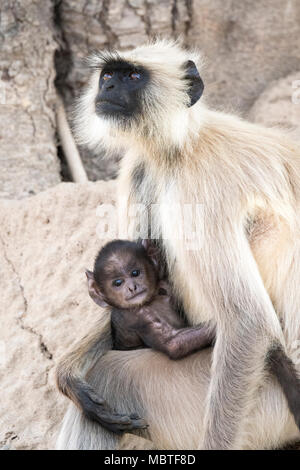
left=163, top=324, right=215, bottom=359
left=136, top=301, right=215, bottom=360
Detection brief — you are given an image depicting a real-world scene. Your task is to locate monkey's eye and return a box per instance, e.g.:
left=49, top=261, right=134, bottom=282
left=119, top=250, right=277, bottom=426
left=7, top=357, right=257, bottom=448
left=103, top=72, right=113, bottom=80
left=131, top=270, right=140, bottom=277
left=129, top=71, right=141, bottom=80
left=113, top=279, right=123, bottom=287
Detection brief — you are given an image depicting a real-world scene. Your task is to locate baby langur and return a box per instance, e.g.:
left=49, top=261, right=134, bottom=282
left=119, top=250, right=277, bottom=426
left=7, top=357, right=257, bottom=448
left=86, top=239, right=300, bottom=431
left=86, top=239, right=215, bottom=359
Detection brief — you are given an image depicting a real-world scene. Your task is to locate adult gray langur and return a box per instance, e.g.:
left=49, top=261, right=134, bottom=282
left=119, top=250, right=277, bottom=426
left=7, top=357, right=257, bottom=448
left=56, top=40, right=300, bottom=450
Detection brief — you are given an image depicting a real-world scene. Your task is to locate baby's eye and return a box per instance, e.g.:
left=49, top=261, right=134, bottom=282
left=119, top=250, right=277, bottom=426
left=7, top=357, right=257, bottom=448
left=113, top=279, right=123, bottom=287
left=131, top=270, right=140, bottom=277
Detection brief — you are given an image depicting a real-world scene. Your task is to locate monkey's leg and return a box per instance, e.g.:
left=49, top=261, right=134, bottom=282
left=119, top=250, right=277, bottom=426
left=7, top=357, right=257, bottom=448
left=268, top=346, right=300, bottom=430
left=56, top=348, right=211, bottom=450
left=56, top=347, right=299, bottom=450
left=267, top=241, right=300, bottom=432
left=56, top=316, right=147, bottom=434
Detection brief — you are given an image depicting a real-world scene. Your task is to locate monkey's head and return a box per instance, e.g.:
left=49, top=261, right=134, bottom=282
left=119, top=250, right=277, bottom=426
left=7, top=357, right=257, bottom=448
left=86, top=240, right=161, bottom=310
left=75, top=40, right=204, bottom=152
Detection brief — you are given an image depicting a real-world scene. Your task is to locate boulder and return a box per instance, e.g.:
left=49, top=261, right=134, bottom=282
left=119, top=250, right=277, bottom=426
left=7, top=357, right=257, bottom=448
left=248, top=71, right=300, bottom=140
left=0, top=181, right=117, bottom=449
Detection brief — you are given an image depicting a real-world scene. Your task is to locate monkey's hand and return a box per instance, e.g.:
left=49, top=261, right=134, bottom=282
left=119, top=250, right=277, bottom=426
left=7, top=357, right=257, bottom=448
left=157, top=280, right=172, bottom=297
left=82, top=390, right=148, bottom=434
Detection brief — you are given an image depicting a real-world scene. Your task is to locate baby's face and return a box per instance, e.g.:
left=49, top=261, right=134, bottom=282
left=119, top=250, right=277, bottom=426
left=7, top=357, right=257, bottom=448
left=101, top=251, right=158, bottom=309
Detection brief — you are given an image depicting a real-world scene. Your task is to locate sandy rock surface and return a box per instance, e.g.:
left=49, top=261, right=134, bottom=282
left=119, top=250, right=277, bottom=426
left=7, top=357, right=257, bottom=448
left=190, top=0, right=300, bottom=113
left=0, top=181, right=119, bottom=449
left=249, top=71, right=300, bottom=139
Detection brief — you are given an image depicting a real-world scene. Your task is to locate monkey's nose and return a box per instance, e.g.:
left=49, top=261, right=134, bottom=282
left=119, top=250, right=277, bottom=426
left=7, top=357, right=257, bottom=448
left=128, top=283, right=137, bottom=293
left=106, top=83, right=115, bottom=90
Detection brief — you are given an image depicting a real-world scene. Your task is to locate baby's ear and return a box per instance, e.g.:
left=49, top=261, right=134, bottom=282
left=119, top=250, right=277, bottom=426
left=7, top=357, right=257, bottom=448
left=85, top=269, right=109, bottom=308
left=141, top=239, right=160, bottom=268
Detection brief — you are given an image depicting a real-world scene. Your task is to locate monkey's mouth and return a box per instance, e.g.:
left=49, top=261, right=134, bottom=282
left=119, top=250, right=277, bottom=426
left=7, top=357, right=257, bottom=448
left=126, top=289, right=147, bottom=301
left=96, top=99, right=126, bottom=110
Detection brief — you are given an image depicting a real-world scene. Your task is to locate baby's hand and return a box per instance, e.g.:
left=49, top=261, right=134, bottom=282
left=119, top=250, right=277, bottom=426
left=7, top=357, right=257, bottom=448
left=157, top=280, right=172, bottom=297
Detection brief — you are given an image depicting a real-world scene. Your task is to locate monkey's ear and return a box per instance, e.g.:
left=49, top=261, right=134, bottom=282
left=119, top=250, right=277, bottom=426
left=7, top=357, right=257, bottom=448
left=85, top=269, right=95, bottom=281
left=85, top=269, right=109, bottom=308
left=184, top=60, right=204, bottom=107
left=141, top=239, right=160, bottom=268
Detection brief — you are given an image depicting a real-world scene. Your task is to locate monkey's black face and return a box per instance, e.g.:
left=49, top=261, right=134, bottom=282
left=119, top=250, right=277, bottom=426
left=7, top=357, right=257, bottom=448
left=95, top=60, right=149, bottom=120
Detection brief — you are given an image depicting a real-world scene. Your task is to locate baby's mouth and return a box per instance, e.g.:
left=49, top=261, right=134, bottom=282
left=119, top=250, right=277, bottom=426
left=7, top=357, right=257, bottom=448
left=126, top=289, right=147, bottom=301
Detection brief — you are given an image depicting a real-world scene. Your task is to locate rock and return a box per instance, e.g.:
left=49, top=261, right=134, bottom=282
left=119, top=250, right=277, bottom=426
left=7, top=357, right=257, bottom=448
left=0, top=181, right=117, bottom=449
left=190, top=0, right=300, bottom=114
left=248, top=71, right=300, bottom=139
left=0, top=0, right=61, bottom=200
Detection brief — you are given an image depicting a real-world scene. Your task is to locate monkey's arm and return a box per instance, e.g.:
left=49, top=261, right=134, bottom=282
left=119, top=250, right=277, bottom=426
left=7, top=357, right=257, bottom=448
left=56, top=315, right=147, bottom=433
left=268, top=346, right=300, bottom=430
left=199, top=220, right=285, bottom=450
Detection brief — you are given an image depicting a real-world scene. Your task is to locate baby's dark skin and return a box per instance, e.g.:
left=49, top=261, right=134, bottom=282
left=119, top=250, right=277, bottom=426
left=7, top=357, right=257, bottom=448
left=110, top=279, right=215, bottom=359
left=86, top=239, right=215, bottom=360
